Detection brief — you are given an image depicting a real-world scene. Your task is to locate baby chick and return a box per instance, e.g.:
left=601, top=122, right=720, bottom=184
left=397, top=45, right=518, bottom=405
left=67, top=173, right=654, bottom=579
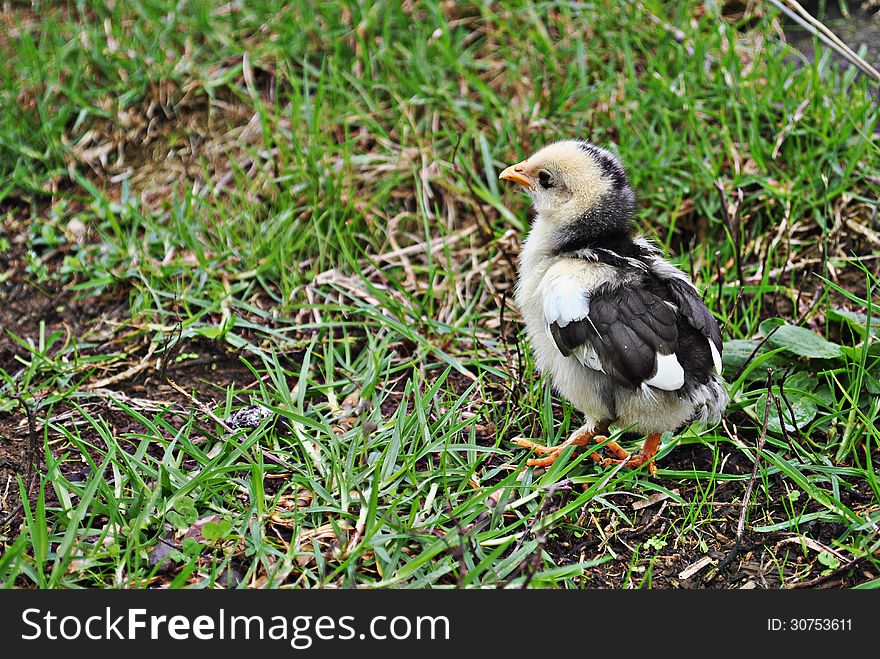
left=500, top=140, right=728, bottom=475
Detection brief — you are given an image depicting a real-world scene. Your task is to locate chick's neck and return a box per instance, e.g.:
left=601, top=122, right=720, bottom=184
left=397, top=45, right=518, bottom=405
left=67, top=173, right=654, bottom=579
left=549, top=200, right=636, bottom=257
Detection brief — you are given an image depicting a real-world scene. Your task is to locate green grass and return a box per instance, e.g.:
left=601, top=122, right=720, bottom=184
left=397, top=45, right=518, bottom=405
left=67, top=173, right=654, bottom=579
left=1, top=0, right=879, bottom=588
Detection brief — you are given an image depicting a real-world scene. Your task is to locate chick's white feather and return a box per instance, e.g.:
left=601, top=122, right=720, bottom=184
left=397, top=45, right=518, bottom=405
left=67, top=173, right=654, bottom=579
left=541, top=273, right=588, bottom=328
left=576, top=344, right=605, bottom=373
left=643, top=352, right=685, bottom=391
left=539, top=264, right=610, bottom=373
left=709, top=342, right=722, bottom=374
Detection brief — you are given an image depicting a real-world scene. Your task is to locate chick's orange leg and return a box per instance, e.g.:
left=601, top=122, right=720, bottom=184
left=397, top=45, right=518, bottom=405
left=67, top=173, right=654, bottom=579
left=515, top=422, right=610, bottom=467
left=599, top=432, right=661, bottom=476
left=590, top=435, right=630, bottom=461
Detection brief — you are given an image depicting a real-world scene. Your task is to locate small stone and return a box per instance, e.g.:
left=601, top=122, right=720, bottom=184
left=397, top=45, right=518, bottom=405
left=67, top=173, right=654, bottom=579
left=67, top=219, right=87, bottom=243
left=225, top=405, right=278, bottom=430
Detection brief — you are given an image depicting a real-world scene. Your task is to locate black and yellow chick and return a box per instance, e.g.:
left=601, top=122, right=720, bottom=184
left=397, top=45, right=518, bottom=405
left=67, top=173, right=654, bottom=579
left=501, top=140, right=728, bottom=475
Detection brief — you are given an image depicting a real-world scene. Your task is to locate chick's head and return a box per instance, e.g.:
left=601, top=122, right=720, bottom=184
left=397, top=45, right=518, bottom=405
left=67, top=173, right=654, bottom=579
left=500, top=140, right=634, bottom=228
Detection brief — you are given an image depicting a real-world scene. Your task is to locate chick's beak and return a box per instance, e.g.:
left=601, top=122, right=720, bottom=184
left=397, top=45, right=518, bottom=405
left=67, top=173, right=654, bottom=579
left=499, top=162, right=535, bottom=190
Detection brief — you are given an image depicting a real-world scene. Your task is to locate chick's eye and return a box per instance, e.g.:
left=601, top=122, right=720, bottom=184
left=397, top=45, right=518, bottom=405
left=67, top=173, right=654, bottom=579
left=538, top=170, right=554, bottom=189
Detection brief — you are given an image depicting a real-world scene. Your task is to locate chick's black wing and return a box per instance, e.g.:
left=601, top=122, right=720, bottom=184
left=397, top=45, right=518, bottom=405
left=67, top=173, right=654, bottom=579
left=664, top=277, right=723, bottom=362
left=549, top=281, right=681, bottom=389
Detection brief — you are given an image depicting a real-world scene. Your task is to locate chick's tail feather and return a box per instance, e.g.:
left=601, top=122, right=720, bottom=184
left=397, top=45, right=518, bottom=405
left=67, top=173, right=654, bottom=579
left=690, top=375, right=729, bottom=427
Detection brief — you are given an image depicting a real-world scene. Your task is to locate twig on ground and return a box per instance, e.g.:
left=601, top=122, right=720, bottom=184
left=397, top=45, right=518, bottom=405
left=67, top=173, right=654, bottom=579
left=719, top=369, right=773, bottom=574
left=715, top=180, right=745, bottom=288
left=165, top=378, right=234, bottom=433
left=720, top=288, right=744, bottom=337
left=737, top=369, right=773, bottom=542
left=785, top=557, right=865, bottom=589
left=769, top=0, right=880, bottom=83
left=773, top=391, right=801, bottom=459
left=157, top=321, right=183, bottom=381
left=85, top=340, right=158, bottom=390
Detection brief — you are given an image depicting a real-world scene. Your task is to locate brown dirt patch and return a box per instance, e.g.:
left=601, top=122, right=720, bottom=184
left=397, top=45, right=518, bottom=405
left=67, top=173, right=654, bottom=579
left=67, top=81, right=275, bottom=211
left=536, top=438, right=875, bottom=589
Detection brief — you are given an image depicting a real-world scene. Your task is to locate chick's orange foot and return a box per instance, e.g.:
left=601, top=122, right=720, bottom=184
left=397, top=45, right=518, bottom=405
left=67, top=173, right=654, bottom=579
left=515, top=428, right=661, bottom=476
left=594, top=432, right=662, bottom=476
left=513, top=426, right=601, bottom=467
